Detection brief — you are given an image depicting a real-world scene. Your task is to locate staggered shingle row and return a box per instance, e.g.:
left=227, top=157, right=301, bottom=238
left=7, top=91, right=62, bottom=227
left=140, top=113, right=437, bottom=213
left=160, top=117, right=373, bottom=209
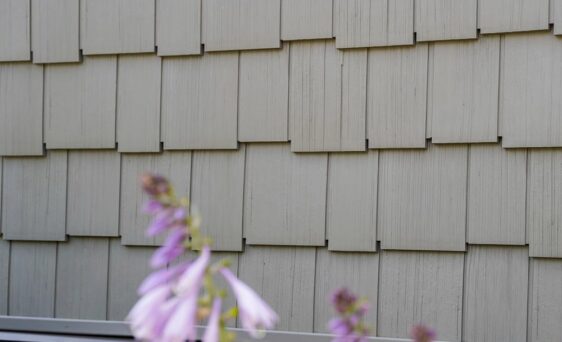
left=2, top=144, right=562, bottom=258
left=1, top=0, right=559, bottom=62
left=2, top=238, right=560, bottom=341
left=2, top=33, right=562, bottom=155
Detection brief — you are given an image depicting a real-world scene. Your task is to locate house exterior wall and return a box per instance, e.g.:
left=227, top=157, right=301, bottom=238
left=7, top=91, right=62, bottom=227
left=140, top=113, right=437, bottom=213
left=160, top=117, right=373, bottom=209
left=1, top=0, right=562, bottom=341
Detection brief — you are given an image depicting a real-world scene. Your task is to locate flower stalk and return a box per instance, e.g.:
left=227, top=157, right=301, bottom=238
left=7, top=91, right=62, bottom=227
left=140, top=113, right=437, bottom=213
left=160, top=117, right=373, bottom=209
left=127, top=173, right=278, bottom=342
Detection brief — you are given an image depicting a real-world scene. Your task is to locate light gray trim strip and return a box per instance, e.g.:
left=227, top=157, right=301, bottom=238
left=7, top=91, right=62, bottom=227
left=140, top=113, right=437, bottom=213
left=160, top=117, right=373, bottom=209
left=0, top=316, right=422, bottom=342
left=0, top=331, right=131, bottom=342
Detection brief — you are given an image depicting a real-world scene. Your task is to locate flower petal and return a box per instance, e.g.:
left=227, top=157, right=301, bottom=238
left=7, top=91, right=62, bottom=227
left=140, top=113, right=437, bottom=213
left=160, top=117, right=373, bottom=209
left=202, top=298, right=222, bottom=342
left=150, top=228, right=187, bottom=268
left=138, top=262, right=190, bottom=295
left=220, top=268, right=278, bottom=337
left=175, top=245, right=211, bottom=295
left=161, top=291, right=199, bottom=342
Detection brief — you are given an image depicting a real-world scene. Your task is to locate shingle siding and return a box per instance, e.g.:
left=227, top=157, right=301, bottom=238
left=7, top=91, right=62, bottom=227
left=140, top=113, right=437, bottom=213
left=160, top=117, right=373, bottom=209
left=2, top=2, right=562, bottom=341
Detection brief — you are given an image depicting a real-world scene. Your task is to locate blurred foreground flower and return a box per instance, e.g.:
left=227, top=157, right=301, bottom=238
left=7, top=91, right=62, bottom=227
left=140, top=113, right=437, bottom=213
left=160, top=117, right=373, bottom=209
left=411, top=325, right=436, bottom=342
left=328, top=288, right=370, bottom=342
left=128, top=173, right=278, bottom=341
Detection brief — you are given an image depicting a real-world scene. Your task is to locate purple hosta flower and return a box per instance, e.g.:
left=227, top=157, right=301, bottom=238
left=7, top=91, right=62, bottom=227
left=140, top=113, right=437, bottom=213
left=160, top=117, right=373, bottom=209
left=328, top=288, right=370, bottom=342
left=202, top=298, right=222, bottom=342
left=161, top=290, right=199, bottom=342
left=143, top=199, right=163, bottom=215
left=176, top=245, right=211, bottom=294
left=328, top=318, right=353, bottom=336
left=129, top=248, right=209, bottom=341
left=220, top=268, right=279, bottom=338
left=138, top=262, right=190, bottom=296
left=147, top=207, right=187, bottom=237
left=150, top=228, right=188, bottom=268
left=411, top=325, right=436, bottom=342
left=331, top=287, right=358, bottom=314
left=127, top=284, right=172, bottom=341
left=141, top=173, right=171, bottom=197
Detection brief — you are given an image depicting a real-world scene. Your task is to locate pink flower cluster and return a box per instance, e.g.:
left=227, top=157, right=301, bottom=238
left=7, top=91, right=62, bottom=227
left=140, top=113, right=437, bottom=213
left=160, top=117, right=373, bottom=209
left=127, top=174, right=278, bottom=342
left=328, top=288, right=370, bottom=342
left=410, top=325, right=436, bottom=342
left=328, top=288, right=436, bottom=342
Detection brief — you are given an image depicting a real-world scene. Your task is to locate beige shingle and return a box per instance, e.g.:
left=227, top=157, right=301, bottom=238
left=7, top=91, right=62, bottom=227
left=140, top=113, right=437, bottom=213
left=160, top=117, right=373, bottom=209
left=478, top=0, right=549, bottom=34
left=290, top=41, right=366, bottom=152
left=335, top=0, right=413, bottom=48
left=0, top=0, right=30, bottom=61
left=0, top=63, right=43, bottom=156
left=378, top=251, right=463, bottom=341
left=203, top=0, right=280, bottom=51
left=415, top=0, right=477, bottom=41
left=2, top=152, right=67, bottom=241
left=31, top=0, right=79, bottom=64
left=281, top=0, right=333, bottom=41
left=367, top=44, right=428, bottom=148
left=156, top=0, right=201, bottom=56
left=81, top=0, right=155, bottom=55
left=44, top=56, right=117, bottom=149
left=430, top=36, right=500, bottom=143
left=378, top=144, right=468, bottom=251
left=161, top=53, right=238, bottom=149
left=463, top=246, right=528, bottom=342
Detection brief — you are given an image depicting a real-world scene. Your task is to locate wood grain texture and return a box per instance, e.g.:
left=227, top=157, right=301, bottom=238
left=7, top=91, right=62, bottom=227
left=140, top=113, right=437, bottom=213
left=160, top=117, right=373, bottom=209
left=0, top=62, right=43, bottom=156
left=238, top=246, right=316, bottom=332
left=556, top=0, right=562, bottom=34
left=9, top=242, right=56, bottom=317
left=426, top=44, right=434, bottom=139
left=120, top=152, right=191, bottom=246
left=467, top=144, right=526, bottom=245
left=81, top=0, right=155, bottom=55
left=327, top=152, right=378, bottom=252
left=2, top=152, right=67, bottom=241
left=529, top=258, right=562, bottom=342
left=244, top=143, right=327, bottom=246
left=548, top=0, right=560, bottom=24
left=161, top=53, right=238, bottom=149
left=367, top=44, right=427, bottom=148
left=0, top=158, right=2, bottom=235
left=378, top=251, right=463, bottom=341
left=203, top=0, right=280, bottom=51
left=67, top=151, right=120, bottom=237
left=463, top=246, right=528, bottom=342
left=0, top=0, right=30, bottom=61
left=335, top=0, right=413, bottom=48
left=156, top=0, right=201, bottom=56
left=107, top=240, right=155, bottom=320
left=281, top=0, right=332, bottom=40
left=378, top=144, right=467, bottom=251
left=415, top=0, right=477, bottom=41
left=239, top=44, right=289, bottom=142
left=31, top=0, right=79, bottom=63
left=191, top=148, right=245, bottom=251
left=501, top=33, right=562, bottom=147
left=0, top=240, right=9, bottom=315
left=45, top=56, right=117, bottom=149
left=478, top=0, right=549, bottom=33
left=290, top=41, right=366, bottom=152
left=117, top=54, right=161, bottom=153
left=528, top=149, right=562, bottom=257
left=431, top=36, right=500, bottom=143
left=55, top=238, right=109, bottom=320
left=314, top=249, right=378, bottom=333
